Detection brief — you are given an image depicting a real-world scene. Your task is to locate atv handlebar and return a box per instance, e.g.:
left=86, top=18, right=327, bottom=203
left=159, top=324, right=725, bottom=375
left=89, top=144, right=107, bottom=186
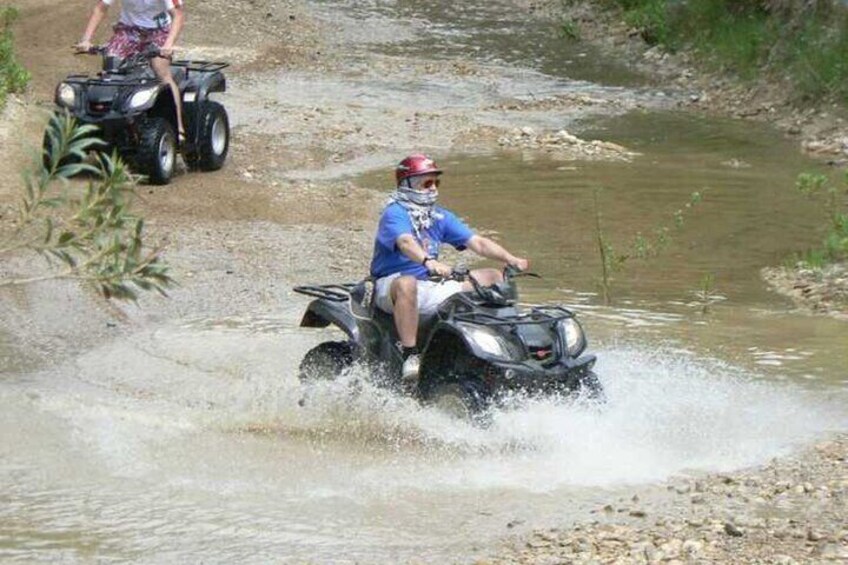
left=428, top=264, right=538, bottom=283
left=73, top=45, right=107, bottom=56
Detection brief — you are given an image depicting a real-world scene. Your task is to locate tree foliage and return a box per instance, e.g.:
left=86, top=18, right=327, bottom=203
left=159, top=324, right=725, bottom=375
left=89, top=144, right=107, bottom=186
left=0, top=112, right=174, bottom=300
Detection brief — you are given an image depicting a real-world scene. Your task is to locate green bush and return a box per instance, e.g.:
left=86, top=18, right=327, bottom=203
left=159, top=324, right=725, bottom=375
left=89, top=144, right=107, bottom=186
left=794, top=171, right=848, bottom=266
left=0, top=5, right=30, bottom=107
left=588, top=0, right=848, bottom=101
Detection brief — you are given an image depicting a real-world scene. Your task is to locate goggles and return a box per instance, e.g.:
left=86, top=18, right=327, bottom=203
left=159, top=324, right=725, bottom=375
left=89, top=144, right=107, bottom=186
left=410, top=176, right=441, bottom=190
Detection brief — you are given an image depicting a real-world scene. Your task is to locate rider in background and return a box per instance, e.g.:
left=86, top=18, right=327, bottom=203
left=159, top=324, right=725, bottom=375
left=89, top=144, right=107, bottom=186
left=76, top=0, right=186, bottom=145
left=370, top=154, right=529, bottom=386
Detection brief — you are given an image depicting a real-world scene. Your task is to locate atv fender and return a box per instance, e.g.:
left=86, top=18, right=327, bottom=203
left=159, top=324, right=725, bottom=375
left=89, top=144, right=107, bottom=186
left=197, top=72, right=226, bottom=102
left=299, top=299, right=359, bottom=342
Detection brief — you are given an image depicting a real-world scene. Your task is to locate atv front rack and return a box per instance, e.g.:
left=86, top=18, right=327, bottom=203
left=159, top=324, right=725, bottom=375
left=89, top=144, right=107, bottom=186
left=293, top=283, right=357, bottom=303
left=64, top=74, right=154, bottom=87
left=453, top=305, right=574, bottom=327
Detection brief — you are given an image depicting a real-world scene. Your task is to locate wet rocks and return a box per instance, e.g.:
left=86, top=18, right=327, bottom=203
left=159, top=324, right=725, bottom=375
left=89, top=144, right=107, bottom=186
left=762, top=262, right=848, bottom=319
left=483, top=435, right=848, bottom=564
left=496, top=127, right=639, bottom=161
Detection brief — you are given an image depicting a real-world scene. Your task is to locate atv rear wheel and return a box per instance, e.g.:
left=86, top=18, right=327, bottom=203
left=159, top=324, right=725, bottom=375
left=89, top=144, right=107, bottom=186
left=136, top=117, right=177, bottom=185
left=298, top=341, right=354, bottom=381
left=186, top=101, right=229, bottom=171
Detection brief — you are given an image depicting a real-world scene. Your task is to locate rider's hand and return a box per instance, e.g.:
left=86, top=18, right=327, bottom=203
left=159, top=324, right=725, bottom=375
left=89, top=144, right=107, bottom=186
left=159, top=47, right=174, bottom=59
left=425, top=259, right=453, bottom=278
left=508, top=256, right=529, bottom=271
left=74, top=40, right=91, bottom=53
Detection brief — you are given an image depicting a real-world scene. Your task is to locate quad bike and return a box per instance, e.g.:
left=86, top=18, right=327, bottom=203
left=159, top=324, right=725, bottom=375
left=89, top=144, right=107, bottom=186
left=46, top=45, right=230, bottom=184
left=293, top=266, right=602, bottom=420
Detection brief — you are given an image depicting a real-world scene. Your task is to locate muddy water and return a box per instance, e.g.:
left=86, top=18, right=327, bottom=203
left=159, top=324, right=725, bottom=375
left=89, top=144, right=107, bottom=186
left=3, top=1, right=848, bottom=564
left=429, top=111, right=848, bottom=383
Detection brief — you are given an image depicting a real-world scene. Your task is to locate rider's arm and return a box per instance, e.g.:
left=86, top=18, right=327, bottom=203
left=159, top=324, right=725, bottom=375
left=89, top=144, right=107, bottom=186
left=78, top=1, right=109, bottom=49
left=466, top=235, right=529, bottom=270
left=396, top=234, right=452, bottom=277
left=160, top=3, right=185, bottom=57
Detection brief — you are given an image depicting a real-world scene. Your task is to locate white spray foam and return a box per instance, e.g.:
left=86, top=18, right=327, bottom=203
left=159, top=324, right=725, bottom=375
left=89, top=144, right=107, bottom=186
left=283, top=344, right=847, bottom=491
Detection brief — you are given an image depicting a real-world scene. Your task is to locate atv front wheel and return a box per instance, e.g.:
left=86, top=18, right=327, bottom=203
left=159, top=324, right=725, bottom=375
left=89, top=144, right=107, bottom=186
left=186, top=101, right=229, bottom=171
left=578, top=371, right=605, bottom=402
left=136, top=117, right=177, bottom=185
left=427, top=380, right=487, bottom=422
left=298, top=341, right=354, bottom=381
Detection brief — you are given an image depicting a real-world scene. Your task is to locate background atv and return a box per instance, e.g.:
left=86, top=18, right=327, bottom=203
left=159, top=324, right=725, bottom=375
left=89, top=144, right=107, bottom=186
left=46, top=45, right=230, bottom=184
left=294, top=267, right=602, bottom=420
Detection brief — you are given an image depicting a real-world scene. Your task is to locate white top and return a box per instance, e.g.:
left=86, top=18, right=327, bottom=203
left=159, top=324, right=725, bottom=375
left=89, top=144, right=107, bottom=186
left=100, top=0, right=183, bottom=29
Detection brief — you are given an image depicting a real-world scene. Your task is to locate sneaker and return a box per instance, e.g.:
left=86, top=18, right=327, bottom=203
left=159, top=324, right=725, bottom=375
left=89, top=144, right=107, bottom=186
left=401, top=353, right=421, bottom=385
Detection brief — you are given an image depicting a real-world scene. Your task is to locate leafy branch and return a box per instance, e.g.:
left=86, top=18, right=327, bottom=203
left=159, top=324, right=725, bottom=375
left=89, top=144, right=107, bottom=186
left=0, top=111, right=174, bottom=300
left=593, top=187, right=704, bottom=304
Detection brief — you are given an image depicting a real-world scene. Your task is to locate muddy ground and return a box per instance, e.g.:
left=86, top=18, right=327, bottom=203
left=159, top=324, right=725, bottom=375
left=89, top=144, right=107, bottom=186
left=1, top=0, right=847, bottom=563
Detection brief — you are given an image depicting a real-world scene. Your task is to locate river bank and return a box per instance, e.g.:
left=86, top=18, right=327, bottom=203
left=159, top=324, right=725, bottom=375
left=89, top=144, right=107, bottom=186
left=522, top=0, right=848, bottom=319
left=1, top=1, right=846, bottom=564
left=483, top=435, right=848, bottom=564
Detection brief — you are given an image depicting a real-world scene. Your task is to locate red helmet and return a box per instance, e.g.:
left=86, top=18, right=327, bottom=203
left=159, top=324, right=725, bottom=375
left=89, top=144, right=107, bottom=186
left=395, top=154, right=442, bottom=184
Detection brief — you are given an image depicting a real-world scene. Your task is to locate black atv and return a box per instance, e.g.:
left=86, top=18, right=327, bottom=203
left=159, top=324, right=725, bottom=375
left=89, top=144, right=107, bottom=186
left=293, top=266, right=602, bottom=420
left=46, top=45, right=230, bottom=184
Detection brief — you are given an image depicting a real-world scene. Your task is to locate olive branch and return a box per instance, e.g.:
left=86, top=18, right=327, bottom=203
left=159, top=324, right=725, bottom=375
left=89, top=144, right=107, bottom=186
left=0, top=111, right=174, bottom=300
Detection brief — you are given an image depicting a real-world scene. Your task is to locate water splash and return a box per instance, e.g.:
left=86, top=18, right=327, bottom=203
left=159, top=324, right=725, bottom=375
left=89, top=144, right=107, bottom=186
left=256, top=342, right=847, bottom=491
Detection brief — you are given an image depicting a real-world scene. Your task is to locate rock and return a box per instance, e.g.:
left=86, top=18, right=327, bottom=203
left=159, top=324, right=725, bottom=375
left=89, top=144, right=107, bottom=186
left=681, top=539, right=703, bottom=556
left=807, top=528, right=825, bottom=542
left=724, top=523, right=744, bottom=537
left=816, top=542, right=848, bottom=559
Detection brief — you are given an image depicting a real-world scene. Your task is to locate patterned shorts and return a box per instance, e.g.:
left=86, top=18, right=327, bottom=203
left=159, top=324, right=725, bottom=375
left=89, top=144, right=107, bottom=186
left=106, top=24, right=170, bottom=59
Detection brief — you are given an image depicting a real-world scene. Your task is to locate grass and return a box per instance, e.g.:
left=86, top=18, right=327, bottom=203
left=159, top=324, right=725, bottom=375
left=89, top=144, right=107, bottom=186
left=793, top=171, right=848, bottom=268
left=0, top=5, right=30, bottom=108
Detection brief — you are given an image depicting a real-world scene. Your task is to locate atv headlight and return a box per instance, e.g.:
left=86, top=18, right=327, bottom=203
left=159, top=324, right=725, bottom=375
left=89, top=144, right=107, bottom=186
left=56, top=83, right=76, bottom=108
left=128, top=86, right=159, bottom=109
left=459, top=323, right=517, bottom=360
left=558, top=318, right=586, bottom=357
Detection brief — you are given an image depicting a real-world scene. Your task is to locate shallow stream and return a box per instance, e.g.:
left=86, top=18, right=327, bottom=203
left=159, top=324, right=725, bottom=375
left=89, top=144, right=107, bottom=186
left=2, top=1, right=846, bottom=563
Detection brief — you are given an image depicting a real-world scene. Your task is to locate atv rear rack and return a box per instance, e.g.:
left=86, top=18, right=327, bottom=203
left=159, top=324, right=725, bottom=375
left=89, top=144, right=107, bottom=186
left=454, top=305, right=574, bottom=327
left=293, top=283, right=356, bottom=303
left=172, top=60, right=229, bottom=73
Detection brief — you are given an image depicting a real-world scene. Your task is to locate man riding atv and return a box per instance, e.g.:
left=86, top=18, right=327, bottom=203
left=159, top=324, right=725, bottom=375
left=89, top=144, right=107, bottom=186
left=371, top=154, right=529, bottom=387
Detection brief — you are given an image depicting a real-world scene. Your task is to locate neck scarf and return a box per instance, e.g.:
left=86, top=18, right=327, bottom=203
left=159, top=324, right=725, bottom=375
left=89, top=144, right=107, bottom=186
left=385, top=185, right=439, bottom=238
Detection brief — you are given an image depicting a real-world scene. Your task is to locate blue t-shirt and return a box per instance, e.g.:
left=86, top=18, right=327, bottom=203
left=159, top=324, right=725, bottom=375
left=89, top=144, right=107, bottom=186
left=370, top=203, right=474, bottom=280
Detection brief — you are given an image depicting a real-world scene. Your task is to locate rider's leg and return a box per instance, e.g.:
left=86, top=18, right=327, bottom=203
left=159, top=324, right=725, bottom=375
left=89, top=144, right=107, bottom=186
left=151, top=56, right=185, bottom=142
left=463, top=267, right=503, bottom=290
left=390, top=275, right=419, bottom=348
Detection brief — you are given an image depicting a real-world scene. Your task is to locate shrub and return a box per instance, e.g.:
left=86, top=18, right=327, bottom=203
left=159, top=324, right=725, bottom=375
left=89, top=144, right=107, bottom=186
left=0, top=6, right=30, bottom=108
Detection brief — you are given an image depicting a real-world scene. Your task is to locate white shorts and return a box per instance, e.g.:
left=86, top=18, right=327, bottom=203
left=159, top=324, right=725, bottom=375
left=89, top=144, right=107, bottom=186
left=374, top=274, right=464, bottom=316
